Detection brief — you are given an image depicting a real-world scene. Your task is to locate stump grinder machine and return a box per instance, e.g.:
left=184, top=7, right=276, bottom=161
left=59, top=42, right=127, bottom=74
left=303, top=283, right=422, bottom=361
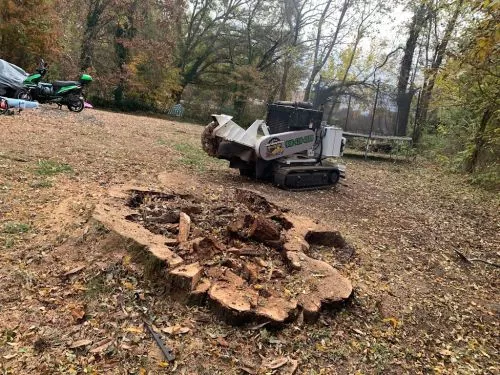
left=201, top=101, right=346, bottom=190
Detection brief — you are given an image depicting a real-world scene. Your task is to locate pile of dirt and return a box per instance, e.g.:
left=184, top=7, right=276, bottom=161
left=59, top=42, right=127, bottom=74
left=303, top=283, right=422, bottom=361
left=94, top=185, right=354, bottom=325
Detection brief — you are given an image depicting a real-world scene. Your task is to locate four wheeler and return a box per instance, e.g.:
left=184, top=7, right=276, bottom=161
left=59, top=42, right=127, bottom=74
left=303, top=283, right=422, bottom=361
left=17, top=59, right=92, bottom=112
left=201, top=101, right=346, bottom=190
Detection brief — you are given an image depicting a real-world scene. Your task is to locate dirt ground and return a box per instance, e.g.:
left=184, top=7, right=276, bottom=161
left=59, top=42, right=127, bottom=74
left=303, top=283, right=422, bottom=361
left=0, top=107, right=498, bottom=375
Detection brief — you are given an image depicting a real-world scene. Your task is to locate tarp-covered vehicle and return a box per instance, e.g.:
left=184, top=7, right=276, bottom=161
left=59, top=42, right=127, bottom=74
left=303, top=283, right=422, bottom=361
left=0, top=59, right=28, bottom=98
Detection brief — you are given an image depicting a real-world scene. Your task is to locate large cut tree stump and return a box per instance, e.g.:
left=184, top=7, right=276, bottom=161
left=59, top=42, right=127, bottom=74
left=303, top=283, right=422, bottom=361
left=188, top=278, right=211, bottom=305
left=255, top=296, right=297, bottom=324
left=234, top=188, right=280, bottom=214
left=93, top=182, right=355, bottom=327
left=207, top=268, right=298, bottom=325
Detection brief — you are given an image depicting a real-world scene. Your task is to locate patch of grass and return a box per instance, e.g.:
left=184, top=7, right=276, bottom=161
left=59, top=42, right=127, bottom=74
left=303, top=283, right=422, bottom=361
left=84, top=273, right=111, bottom=301
left=1, top=328, right=17, bottom=345
left=2, top=221, right=30, bottom=234
left=173, top=142, right=225, bottom=171
left=92, top=221, right=110, bottom=235
left=29, top=179, right=53, bottom=188
left=35, top=160, right=73, bottom=176
left=157, top=138, right=168, bottom=145
left=4, top=237, right=15, bottom=248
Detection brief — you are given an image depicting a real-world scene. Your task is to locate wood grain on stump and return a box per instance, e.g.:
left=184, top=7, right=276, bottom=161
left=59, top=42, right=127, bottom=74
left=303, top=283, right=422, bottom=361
left=286, top=252, right=353, bottom=322
left=168, top=262, right=203, bottom=293
left=208, top=269, right=259, bottom=324
left=255, top=296, right=297, bottom=323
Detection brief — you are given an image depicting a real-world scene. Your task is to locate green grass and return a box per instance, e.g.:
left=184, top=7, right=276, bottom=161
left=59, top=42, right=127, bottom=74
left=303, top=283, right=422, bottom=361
left=35, top=160, right=73, bottom=176
left=4, top=237, right=15, bottom=248
left=2, top=221, right=30, bottom=234
left=173, top=142, right=225, bottom=171
left=157, top=138, right=168, bottom=145
left=84, top=273, right=112, bottom=301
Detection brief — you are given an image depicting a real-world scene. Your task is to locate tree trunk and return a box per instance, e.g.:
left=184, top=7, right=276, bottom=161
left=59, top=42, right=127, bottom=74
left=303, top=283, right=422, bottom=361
left=303, top=0, right=349, bottom=102
left=325, top=29, right=361, bottom=120
left=80, top=0, right=109, bottom=71
left=327, top=100, right=336, bottom=123
left=80, top=37, right=95, bottom=71
left=279, top=59, right=291, bottom=100
left=415, top=0, right=464, bottom=143
left=466, top=108, right=492, bottom=173
left=395, top=3, right=428, bottom=136
left=303, top=67, right=319, bottom=102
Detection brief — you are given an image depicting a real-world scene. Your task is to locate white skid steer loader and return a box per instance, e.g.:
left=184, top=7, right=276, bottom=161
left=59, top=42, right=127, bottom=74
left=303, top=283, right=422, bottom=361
left=201, top=101, right=346, bottom=190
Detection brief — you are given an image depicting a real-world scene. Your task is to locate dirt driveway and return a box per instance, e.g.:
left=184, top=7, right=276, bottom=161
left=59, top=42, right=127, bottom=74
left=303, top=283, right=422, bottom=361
left=0, top=107, right=498, bottom=374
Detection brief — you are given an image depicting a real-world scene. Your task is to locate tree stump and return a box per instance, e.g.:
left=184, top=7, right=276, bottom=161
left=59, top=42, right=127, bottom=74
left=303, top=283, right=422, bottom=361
left=255, top=296, right=298, bottom=324
left=94, top=184, right=355, bottom=326
left=286, top=252, right=353, bottom=323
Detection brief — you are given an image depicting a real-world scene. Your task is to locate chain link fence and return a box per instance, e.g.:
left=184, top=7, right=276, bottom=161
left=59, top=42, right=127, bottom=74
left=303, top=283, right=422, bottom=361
left=323, top=84, right=417, bottom=137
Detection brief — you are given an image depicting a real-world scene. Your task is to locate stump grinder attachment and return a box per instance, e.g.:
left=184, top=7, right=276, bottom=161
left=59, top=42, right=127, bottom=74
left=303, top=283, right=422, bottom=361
left=201, top=101, right=346, bottom=190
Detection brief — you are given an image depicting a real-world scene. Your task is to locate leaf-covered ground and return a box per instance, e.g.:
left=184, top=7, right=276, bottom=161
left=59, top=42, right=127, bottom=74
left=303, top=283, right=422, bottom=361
left=0, top=107, right=498, bottom=374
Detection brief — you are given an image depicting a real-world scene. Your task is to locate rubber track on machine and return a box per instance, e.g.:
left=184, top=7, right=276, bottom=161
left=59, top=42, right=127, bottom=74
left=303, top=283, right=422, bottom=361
left=274, top=165, right=341, bottom=191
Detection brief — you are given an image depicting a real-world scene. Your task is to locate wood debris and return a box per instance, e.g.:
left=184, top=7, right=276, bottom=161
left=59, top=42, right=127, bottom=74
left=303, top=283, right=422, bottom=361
left=93, top=185, right=353, bottom=325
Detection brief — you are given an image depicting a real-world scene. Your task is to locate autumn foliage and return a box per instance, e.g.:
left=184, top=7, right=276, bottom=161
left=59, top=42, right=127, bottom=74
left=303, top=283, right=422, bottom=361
left=0, top=0, right=62, bottom=67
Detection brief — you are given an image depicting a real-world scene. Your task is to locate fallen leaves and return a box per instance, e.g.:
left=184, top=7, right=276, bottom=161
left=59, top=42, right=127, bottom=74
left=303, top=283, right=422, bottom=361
left=69, top=303, right=86, bottom=323
left=261, top=356, right=288, bottom=369
left=240, top=356, right=299, bottom=374
left=382, top=317, right=401, bottom=329
left=89, top=338, right=113, bottom=354
left=121, top=281, right=134, bottom=290
left=62, top=265, right=85, bottom=278
left=216, top=336, right=229, bottom=347
left=439, top=348, right=454, bottom=357
left=69, top=339, right=92, bottom=349
left=161, top=325, right=191, bottom=335
left=124, top=326, right=143, bottom=334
